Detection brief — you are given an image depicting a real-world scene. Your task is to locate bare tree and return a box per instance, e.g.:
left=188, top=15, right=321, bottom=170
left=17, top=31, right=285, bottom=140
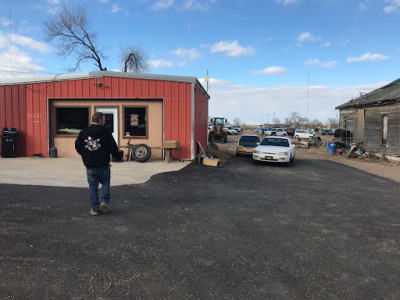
left=120, top=45, right=149, bottom=73
left=287, top=112, right=301, bottom=127
left=43, top=5, right=106, bottom=71
left=326, top=117, right=339, bottom=128
left=311, top=118, right=323, bottom=129
left=233, top=117, right=241, bottom=126
left=272, top=117, right=281, bottom=125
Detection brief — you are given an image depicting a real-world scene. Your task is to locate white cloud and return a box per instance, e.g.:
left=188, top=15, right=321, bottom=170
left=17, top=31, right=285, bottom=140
left=323, top=61, right=338, bottom=67
left=322, top=42, right=331, bottom=47
left=111, top=4, right=120, bottom=12
left=0, top=46, right=45, bottom=78
left=0, top=33, right=51, bottom=53
left=206, top=80, right=385, bottom=125
left=172, top=47, right=202, bottom=60
left=384, top=0, right=400, bottom=13
left=150, top=0, right=216, bottom=11
left=210, top=40, right=256, bottom=57
left=0, top=33, right=49, bottom=78
left=306, top=59, right=338, bottom=68
left=305, top=59, right=320, bottom=66
left=251, top=66, right=289, bottom=75
left=297, top=32, right=322, bottom=44
left=179, top=0, right=209, bottom=11
left=198, top=78, right=243, bottom=90
left=151, top=0, right=175, bottom=10
left=359, top=1, right=371, bottom=10
left=346, top=52, right=389, bottom=62
left=276, top=0, right=298, bottom=5
left=0, top=18, right=13, bottom=27
left=47, top=0, right=60, bottom=4
left=148, top=59, right=174, bottom=68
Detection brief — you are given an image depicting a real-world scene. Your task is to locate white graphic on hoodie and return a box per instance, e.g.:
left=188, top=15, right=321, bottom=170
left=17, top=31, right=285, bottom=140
left=85, top=136, right=101, bottom=151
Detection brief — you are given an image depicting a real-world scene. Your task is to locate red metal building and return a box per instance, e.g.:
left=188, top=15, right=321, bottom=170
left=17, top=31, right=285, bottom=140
left=0, top=71, right=209, bottom=160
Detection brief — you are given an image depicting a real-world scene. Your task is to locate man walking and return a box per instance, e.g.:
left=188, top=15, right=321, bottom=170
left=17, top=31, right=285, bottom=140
left=75, top=112, right=123, bottom=216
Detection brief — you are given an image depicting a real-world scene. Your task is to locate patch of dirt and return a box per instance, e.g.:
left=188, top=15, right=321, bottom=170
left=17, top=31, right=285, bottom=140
left=207, top=128, right=400, bottom=183
left=296, top=145, right=400, bottom=183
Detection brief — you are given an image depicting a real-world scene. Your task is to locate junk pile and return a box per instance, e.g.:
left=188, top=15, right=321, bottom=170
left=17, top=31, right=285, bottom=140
left=295, top=137, right=323, bottom=149
left=196, top=141, right=230, bottom=167
left=327, top=141, right=365, bottom=158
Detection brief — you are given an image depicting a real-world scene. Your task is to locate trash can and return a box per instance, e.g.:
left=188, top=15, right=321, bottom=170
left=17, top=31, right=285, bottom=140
left=327, top=143, right=336, bottom=154
left=1, top=128, right=18, bottom=158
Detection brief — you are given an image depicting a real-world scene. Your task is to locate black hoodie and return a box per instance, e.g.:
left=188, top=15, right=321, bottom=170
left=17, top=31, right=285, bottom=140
left=75, top=124, right=122, bottom=169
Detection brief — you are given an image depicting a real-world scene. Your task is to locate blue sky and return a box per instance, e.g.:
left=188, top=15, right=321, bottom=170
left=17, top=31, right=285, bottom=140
left=1, top=0, right=400, bottom=124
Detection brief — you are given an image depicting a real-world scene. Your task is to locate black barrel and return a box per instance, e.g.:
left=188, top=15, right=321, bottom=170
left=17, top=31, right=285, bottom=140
left=1, top=128, right=18, bottom=158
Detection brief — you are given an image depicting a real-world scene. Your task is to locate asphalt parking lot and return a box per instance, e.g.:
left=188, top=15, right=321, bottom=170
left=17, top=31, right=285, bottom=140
left=1, top=155, right=400, bottom=299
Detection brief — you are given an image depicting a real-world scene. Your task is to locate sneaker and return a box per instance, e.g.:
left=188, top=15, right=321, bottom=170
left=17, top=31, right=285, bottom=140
left=90, top=209, right=100, bottom=216
left=100, top=202, right=111, bottom=213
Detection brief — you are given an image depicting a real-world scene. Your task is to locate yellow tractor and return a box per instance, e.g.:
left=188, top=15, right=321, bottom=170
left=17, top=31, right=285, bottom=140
left=208, top=117, right=228, bottom=143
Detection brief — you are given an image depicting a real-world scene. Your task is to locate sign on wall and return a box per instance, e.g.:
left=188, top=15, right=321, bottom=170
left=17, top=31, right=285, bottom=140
left=130, top=114, right=138, bottom=126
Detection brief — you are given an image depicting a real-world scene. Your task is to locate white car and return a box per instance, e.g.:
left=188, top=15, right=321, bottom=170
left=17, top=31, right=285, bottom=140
left=253, top=136, right=295, bottom=166
left=264, top=127, right=287, bottom=136
left=225, top=125, right=238, bottom=135
left=294, top=129, right=315, bottom=139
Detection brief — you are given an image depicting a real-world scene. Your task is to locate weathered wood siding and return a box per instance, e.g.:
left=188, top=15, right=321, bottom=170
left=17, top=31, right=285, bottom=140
left=338, top=108, right=357, bottom=141
left=339, top=103, right=400, bottom=154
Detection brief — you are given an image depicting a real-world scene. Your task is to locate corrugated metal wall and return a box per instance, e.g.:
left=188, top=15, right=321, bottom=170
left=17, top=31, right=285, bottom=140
left=0, top=76, right=205, bottom=159
left=0, top=85, right=27, bottom=156
left=194, top=84, right=209, bottom=153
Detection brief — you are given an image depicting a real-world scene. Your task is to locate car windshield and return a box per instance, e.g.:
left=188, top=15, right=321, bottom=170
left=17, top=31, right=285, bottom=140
left=240, top=136, right=260, bottom=143
left=260, top=138, right=289, bottom=147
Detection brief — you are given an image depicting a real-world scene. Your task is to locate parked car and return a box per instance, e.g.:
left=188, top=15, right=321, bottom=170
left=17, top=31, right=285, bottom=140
left=225, top=125, right=238, bottom=135
left=253, top=136, right=295, bottom=166
left=252, top=127, right=264, bottom=133
left=321, top=129, right=333, bottom=135
left=294, top=129, right=315, bottom=139
left=263, top=128, right=287, bottom=136
left=231, top=125, right=242, bottom=132
left=285, top=128, right=295, bottom=136
left=236, top=134, right=261, bottom=156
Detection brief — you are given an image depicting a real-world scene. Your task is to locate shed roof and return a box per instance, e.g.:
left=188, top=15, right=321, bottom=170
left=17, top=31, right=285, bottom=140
left=0, top=71, right=209, bottom=98
left=336, top=78, right=400, bottom=110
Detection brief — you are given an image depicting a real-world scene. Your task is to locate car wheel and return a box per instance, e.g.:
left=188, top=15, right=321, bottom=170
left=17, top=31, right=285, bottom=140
left=131, top=144, right=151, bottom=162
left=295, top=135, right=299, bottom=139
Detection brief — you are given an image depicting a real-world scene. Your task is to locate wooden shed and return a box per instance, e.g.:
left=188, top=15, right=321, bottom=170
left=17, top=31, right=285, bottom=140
left=335, top=78, right=400, bottom=155
left=0, top=71, right=210, bottom=160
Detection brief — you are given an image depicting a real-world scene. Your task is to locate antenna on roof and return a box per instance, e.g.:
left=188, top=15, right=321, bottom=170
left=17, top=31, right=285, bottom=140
left=204, top=69, right=210, bottom=92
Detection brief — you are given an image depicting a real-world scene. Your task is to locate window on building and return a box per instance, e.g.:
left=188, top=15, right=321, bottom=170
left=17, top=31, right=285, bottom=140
left=56, top=107, right=89, bottom=135
left=124, top=107, right=147, bottom=137
left=382, top=115, right=388, bottom=144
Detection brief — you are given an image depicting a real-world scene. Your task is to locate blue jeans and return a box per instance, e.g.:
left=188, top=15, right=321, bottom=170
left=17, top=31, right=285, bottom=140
left=86, top=165, right=111, bottom=212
